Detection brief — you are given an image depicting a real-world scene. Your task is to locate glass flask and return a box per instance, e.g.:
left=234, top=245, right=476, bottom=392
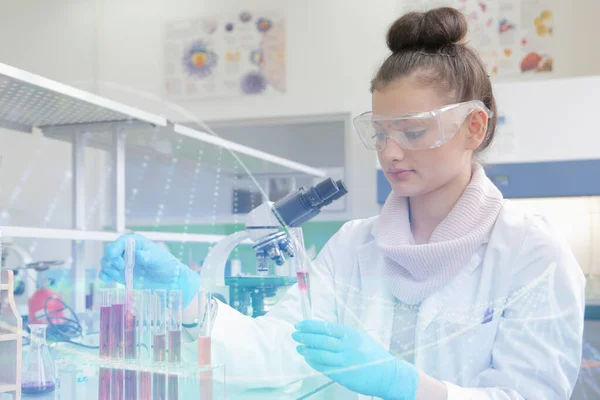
left=21, top=324, right=57, bottom=395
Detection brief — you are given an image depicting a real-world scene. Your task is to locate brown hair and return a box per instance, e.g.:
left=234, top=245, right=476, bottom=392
left=371, top=7, right=497, bottom=152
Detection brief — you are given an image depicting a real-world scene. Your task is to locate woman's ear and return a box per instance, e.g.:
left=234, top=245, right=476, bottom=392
left=464, top=110, right=488, bottom=150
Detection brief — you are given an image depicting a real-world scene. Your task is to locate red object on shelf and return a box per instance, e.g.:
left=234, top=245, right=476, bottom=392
left=28, top=288, right=64, bottom=324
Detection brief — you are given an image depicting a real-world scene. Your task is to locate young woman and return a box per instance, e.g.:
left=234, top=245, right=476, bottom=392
left=100, top=7, right=584, bottom=400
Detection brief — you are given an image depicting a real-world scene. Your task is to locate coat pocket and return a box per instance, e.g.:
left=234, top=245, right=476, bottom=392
left=434, top=306, right=501, bottom=384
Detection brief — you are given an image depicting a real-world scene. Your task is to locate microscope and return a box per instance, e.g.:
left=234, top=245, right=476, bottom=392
left=1, top=239, right=64, bottom=318
left=201, top=178, right=347, bottom=317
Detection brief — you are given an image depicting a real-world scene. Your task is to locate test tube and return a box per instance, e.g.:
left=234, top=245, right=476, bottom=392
left=198, top=290, right=213, bottom=400
left=124, top=238, right=137, bottom=399
left=138, top=289, right=152, bottom=400
left=168, top=290, right=182, bottom=400
left=153, top=289, right=167, bottom=400
left=98, top=289, right=112, bottom=400
left=111, top=288, right=125, bottom=400
left=290, top=228, right=313, bottom=320
left=0, top=230, right=3, bottom=285
left=125, top=290, right=138, bottom=399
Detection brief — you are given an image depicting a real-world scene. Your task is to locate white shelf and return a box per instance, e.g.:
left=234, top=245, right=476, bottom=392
left=0, top=334, right=17, bottom=342
left=0, top=226, right=226, bottom=243
left=0, top=62, right=167, bottom=132
left=0, top=61, right=325, bottom=178
left=0, top=383, right=16, bottom=393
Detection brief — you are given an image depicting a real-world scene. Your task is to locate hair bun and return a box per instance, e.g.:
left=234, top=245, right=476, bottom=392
left=387, top=7, right=468, bottom=53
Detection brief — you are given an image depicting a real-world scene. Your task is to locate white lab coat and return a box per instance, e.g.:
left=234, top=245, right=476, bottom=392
left=198, top=202, right=585, bottom=400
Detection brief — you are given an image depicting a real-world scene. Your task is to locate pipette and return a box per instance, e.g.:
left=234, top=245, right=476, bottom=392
left=125, top=237, right=135, bottom=292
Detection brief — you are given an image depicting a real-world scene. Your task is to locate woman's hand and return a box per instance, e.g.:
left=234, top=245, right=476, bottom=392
left=100, top=234, right=201, bottom=307
left=292, top=320, right=419, bottom=400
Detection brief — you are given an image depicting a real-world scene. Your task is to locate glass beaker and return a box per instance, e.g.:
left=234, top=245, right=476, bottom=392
left=21, top=324, right=56, bottom=395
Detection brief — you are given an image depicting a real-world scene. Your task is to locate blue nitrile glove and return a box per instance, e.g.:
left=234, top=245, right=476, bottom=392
left=292, top=321, right=419, bottom=400
left=99, top=234, right=201, bottom=308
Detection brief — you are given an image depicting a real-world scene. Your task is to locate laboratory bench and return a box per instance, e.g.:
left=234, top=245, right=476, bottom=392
left=7, top=331, right=600, bottom=399
left=9, top=299, right=600, bottom=400
left=11, top=339, right=339, bottom=400
left=47, top=369, right=335, bottom=400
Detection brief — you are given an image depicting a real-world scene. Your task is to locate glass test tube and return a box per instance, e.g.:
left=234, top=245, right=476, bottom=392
left=290, top=228, right=313, bottom=320
left=168, top=290, right=182, bottom=400
left=153, top=289, right=167, bottom=400
left=98, top=289, right=112, bottom=400
left=125, top=289, right=138, bottom=399
left=124, top=235, right=137, bottom=399
left=138, top=289, right=152, bottom=400
left=111, top=288, right=125, bottom=400
left=198, top=290, right=213, bottom=400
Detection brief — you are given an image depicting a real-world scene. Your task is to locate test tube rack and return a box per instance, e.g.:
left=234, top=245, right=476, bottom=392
left=0, top=269, right=23, bottom=400
left=60, top=353, right=226, bottom=399
left=73, top=356, right=225, bottom=379
left=93, top=288, right=223, bottom=399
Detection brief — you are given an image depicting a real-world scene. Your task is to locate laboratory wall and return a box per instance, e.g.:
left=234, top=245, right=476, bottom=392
left=507, top=197, right=600, bottom=278
left=2, top=0, right=600, bottom=226
left=63, top=0, right=600, bottom=221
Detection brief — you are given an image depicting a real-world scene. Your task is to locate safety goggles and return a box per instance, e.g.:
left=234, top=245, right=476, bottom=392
left=352, top=100, right=493, bottom=151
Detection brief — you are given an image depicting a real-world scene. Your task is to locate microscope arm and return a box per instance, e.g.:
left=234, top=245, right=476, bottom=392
left=5, top=243, right=34, bottom=266
left=201, top=230, right=251, bottom=290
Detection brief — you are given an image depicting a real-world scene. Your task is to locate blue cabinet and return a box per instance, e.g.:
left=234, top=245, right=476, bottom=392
left=377, top=159, right=600, bottom=204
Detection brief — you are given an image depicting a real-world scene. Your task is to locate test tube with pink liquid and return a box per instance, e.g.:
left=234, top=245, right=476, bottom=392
left=111, top=288, right=125, bottom=400
left=124, top=238, right=138, bottom=399
left=289, top=228, right=313, bottom=320
left=98, top=289, right=112, bottom=400
left=198, top=290, right=213, bottom=400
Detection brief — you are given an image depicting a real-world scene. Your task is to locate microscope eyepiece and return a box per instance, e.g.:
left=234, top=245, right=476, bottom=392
left=273, top=178, right=348, bottom=227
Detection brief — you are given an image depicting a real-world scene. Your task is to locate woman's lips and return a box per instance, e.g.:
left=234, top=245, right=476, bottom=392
left=387, top=168, right=415, bottom=179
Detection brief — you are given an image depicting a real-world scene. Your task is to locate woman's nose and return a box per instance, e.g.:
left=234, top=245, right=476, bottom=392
left=380, top=137, right=405, bottom=162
